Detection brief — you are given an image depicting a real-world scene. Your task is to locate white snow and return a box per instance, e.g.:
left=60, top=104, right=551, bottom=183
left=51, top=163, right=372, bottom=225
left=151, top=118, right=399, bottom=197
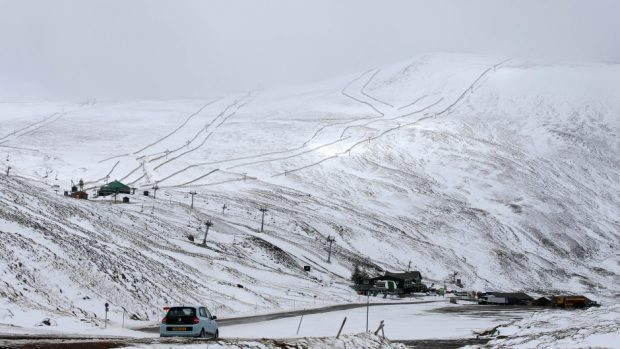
left=1, top=53, right=619, bottom=345
left=473, top=304, right=620, bottom=348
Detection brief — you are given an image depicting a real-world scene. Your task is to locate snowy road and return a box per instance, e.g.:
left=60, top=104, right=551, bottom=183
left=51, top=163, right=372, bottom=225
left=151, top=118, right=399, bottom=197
left=0, top=301, right=541, bottom=348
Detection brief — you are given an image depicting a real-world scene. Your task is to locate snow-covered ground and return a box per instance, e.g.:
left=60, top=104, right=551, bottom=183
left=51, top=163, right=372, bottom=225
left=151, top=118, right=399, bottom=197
left=1, top=53, right=619, bottom=344
left=121, top=333, right=408, bottom=349
left=223, top=300, right=530, bottom=340
left=473, top=304, right=620, bottom=348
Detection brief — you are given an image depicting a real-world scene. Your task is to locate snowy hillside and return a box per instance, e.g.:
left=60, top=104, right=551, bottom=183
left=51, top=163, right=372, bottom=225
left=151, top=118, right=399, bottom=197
left=1, top=53, right=619, bottom=325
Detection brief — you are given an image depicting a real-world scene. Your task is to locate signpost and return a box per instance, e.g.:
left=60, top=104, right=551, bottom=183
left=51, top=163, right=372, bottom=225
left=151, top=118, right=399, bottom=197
left=104, top=303, right=109, bottom=329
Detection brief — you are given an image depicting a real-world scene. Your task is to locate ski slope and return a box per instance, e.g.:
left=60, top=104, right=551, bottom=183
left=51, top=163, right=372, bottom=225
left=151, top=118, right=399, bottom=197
left=0, top=53, right=619, bottom=330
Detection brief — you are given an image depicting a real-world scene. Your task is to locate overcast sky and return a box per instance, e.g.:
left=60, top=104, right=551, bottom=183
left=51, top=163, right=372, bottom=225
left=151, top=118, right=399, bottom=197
left=0, top=0, right=618, bottom=100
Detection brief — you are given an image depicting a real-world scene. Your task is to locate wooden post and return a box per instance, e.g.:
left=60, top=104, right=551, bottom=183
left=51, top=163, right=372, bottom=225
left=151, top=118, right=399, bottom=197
left=373, top=320, right=384, bottom=337
left=336, top=316, right=347, bottom=338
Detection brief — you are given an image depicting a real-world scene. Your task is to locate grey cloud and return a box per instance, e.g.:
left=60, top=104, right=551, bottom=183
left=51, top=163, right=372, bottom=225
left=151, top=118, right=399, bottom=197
left=0, top=0, right=618, bottom=99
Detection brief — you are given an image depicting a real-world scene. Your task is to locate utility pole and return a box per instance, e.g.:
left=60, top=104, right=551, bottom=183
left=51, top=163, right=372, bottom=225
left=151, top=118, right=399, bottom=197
left=259, top=207, right=268, bottom=232
left=366, top=292, right=370, bottom=332
left=407, top=260, right=411, bottom=272
left=152, top=182, right=159, bottom=199
left=327, top=236, right=335, bottom=263
left=5, top=166, right=10, bottom=176
left=189, top=190, right=197, bottom=209
left=222, top=203, right=227, bottom=215
left=202, top=220, right=213, bottom=245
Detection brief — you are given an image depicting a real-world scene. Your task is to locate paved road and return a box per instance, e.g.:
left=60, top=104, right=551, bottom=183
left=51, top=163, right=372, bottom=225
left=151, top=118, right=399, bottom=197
left=1, top=300, right=501, bottom=349
left=138, top=299, right=444, bottom=332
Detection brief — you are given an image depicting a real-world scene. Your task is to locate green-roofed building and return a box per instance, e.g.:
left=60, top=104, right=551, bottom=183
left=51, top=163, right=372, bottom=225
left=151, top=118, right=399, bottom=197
left=98, top=180, right=131, bottom=196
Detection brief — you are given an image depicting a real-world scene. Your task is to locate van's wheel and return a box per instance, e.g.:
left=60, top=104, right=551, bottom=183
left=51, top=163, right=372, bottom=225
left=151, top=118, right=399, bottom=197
left=213, top=330, right=219, bottom=339
left=199, top=329, right=206, bottom=338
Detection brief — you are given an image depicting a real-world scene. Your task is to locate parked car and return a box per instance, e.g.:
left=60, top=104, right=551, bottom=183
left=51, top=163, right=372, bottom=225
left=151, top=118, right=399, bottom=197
left=160, top=305, right=219, bottom=338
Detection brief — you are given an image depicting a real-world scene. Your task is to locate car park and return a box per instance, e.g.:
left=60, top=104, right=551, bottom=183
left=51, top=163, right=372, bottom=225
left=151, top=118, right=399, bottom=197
left=160, top=305, right=219, bottom=338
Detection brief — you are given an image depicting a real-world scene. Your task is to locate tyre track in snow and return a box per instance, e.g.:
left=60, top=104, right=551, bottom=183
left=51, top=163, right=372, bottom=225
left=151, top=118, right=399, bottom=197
left=208, top=73, right=392, bottom=174
left=226, top=137, right=351, bottom=171
left=149, top=99, right=239, bottom=164
left=98, top=154, right=130, bottom=164
left=113, top=102, right=233, bottom=186
left=126, top=60, right=504, bottom=187
left=134, top=94, right=252, bottom=186
left=301, top=117, right=374, bottom=147
left=360, top=69, right=394, bottom=108
left=118, top=162, right=144, bottom=182
left=0, top=105, right=83, bottom=144
left=156, top=168, right=219, bottom=187
left=341, top=70, right=385, bottom=116
left=134, top=73, right=386, bottom=182
left=232, top=96, right=440, bottom=177
left=339, top=97, right=444, bottom=138
left=152, top=132, right=214, bottom=171
left=272, top=59, right=510, bottom=176
left=131, top=97, right=222, bottom=156
left=397, top=94, right=428, bottom=110
left=83, top=160, right=120, bottom=188
left=0, top=112, right=61, bottom=142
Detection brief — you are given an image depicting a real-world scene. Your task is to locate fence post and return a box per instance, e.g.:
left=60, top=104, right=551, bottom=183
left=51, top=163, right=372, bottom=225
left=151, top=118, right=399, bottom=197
left=374, top=320, right=385, bottom=337
left=296, top=312, right=305, bottom=335
left=336, top=316, right=347, bottom=338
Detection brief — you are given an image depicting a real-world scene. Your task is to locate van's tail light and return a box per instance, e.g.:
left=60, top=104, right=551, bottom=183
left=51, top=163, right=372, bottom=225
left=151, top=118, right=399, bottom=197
left=161, top=317, right=168, bottom=324
left=193, top=316, right=200, bottom=324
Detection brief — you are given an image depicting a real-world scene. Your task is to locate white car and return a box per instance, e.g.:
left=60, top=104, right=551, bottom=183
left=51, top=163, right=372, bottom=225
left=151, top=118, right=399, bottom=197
left=160, top=305, right=219, bottom=338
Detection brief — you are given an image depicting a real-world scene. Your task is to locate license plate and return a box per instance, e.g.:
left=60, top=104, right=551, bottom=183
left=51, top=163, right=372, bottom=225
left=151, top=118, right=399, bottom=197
left=172, top=327, right=189, bottom=331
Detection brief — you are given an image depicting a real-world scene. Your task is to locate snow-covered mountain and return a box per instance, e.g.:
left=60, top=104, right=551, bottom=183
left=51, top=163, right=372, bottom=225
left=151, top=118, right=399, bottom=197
left=1, top=53, right=619, bottom=325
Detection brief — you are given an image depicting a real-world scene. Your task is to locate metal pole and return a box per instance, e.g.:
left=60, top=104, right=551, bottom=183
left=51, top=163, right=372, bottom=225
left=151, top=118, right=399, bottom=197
left=327, top=236, right=335, bottom=263
left=189, top=190, right=197, bottom=209
left=259, top=208, right=268, bottom=232
left=153, top=183, right=159, bottom=199
left=366, top=292, right=370, bottom=332
left=202, top=220, right=213, bottom=245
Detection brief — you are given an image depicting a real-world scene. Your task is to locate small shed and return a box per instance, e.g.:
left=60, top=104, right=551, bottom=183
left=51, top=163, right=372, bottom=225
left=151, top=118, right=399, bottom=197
left=98, top=180, right=131, bottom=196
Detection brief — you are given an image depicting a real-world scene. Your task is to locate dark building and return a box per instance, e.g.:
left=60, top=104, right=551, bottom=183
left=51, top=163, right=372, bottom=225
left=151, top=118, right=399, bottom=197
left=480, top=292, right=533, bottom=305
left=98, top=180, right=131, bottom=196
left=361, top=271, right=426, bottom=293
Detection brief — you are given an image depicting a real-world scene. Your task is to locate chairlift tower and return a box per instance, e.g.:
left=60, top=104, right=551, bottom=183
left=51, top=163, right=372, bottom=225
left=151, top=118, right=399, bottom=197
left=327, top=236, right=336, bottom=263
left=189, top=190, right=197, bottom=209
left=152, top=182, right=159, bottom=199
left=202, top=220, right=213, bottom=245
left=259, top=207, right=268, bottom=232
